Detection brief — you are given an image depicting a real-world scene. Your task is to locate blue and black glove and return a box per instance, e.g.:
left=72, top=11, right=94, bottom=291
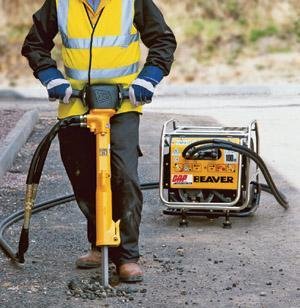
left=129, top=65, right=164, bottom=106
left=37, top=67, right=72, bottom=104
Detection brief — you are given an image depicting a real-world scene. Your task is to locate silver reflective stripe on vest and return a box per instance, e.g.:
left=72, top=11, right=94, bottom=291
left=122, top=0, right=134, bottom=35
left=58, top=0, right=137, bottom=49
left=57, top=0, right=69, bottom=36
left=63, top=33, right=139, bottom=49
left=65, top=62, right=139, bottom=80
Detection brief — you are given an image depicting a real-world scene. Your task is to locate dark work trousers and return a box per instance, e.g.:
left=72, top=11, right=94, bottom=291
left=58, top=112, right=143, bottom=266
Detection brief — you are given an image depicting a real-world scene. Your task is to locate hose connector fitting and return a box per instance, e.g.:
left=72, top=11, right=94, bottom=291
left=23, top=184, right=38, bottom=229
left=80, top=115, right=88, bottom=127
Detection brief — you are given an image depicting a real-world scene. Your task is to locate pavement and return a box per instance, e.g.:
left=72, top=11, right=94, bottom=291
left=0, top=109, right=39, bottom=178
left=0, top=87, right=299, bottom=307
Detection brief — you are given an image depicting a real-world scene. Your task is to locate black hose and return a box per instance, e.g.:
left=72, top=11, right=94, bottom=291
left=140, top=182, right=159, bottom=190
left=0, top=194, right=76, bottom=261
left=0, top=135, right=288, bottom=262
left=28, top=122, right=60, bottom=184
left=16, top=122, right=61, bottom=261
left=1, top=130, right=288, bottom=263
left=251, top=182, right=282, bottom=197
left=16, top=116, right=83, bottom=262
left=27, top=116, right=83, bottom=185
left=0, top=182, right=159, bottom=262
left=182, top=139, right=288, bottom=209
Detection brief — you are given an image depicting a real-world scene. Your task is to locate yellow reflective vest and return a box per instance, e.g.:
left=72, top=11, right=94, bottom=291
left=56, top=0, right=142, bottom=118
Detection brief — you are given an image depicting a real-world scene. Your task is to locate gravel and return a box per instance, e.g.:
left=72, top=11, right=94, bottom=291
left=67, top=275, right=145, bottom=302
left=0, top=109, right=24, bottom=142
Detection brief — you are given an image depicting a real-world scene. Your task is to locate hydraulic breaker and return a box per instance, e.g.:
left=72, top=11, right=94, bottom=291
left=86, top=109, right=120, bottom=246
left=86, top=109, right=120, bottom=287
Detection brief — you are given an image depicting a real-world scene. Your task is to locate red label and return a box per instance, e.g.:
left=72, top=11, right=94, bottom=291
left=172, top=174, right=188, bottom=183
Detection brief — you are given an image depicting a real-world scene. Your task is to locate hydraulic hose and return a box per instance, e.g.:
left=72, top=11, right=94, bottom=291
left=27, top=116, right=84, bottom=185
left=0, top=194, right=75, bottom=261
left=16, top=116, right=84, bottom=263
left=0, top=134, right=288, bottom=262
left=1, top=131, right=288, bottom=263
left=251, top=182, right=280, bottom=198
left=0, top=183, right=159, bottom=262
left=27, top=122, right=60, bottom=184
left=182, top=139, right=289, bottom=209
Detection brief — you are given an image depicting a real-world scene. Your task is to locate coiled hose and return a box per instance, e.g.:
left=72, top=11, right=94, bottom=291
left=182, top=139, right=289, bottom=209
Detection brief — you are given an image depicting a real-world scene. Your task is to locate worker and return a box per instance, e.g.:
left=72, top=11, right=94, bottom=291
left=22, top=0, right=176, bottom=282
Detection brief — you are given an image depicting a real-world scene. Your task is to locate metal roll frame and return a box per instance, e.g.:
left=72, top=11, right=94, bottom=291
left=159, top=119, right=287, bottom=217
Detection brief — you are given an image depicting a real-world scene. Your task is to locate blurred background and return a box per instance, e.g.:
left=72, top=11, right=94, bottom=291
left=1, top=0, right=300, bottom=86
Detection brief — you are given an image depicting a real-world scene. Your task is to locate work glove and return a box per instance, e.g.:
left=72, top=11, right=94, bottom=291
left=37, top=67, right=72, bottom=104
left=129, top=65, right=164, bottom=107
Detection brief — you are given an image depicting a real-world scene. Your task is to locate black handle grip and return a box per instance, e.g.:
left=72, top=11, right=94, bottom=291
left=72, top=87, right=129, bottom=101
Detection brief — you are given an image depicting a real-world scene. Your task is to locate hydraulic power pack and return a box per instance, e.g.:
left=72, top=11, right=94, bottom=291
left=160, top=120, right=287, bottom=227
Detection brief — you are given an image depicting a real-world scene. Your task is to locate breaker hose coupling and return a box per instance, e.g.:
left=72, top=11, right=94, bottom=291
left=80, top=115, right=88, bottom=127
left=58, top=115, right=87, bottom=128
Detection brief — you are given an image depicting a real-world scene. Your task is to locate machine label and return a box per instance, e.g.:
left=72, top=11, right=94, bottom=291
left=224, top=150, right=238, bottom=163
left=194, top=176, right=234, bottom=183
left=172, top=174, right=193, bottom=184
left=99, top=148, right=108, bottom=156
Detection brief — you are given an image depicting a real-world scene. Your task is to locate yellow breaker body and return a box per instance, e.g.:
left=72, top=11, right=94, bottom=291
left=55, top=0, right=142, bottom=118
left=86, top=109, right=120, bottom=246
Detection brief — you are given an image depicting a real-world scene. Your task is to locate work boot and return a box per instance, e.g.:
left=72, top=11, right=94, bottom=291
left=118, top=263, right=143, bottom=282
left=76, top=249, right=101, bottom=269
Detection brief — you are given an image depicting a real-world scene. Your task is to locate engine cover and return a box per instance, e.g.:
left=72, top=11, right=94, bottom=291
left=170, top=137, right=240, bottom=190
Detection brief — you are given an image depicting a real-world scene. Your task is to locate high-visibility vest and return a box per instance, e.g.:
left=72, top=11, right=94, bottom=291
left=56, top=0, right=142, bottom=118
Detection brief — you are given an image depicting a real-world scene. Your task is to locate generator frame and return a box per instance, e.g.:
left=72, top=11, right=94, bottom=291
left=159, top=119, right=260, bottom=225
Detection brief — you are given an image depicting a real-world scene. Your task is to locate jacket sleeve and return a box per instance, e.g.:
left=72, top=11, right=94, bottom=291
left=21, top=0, right=58, bottom=78
left=134, top=0, right=177, bottom=76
